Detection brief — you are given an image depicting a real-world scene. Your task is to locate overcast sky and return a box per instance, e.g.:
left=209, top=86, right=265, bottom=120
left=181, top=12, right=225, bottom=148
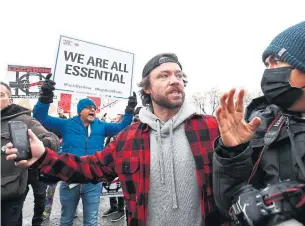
left=0, top=0, right=304, bottom=115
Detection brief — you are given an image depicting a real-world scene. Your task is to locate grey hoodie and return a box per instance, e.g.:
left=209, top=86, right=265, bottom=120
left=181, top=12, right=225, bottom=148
left=139, top=102, right=202, bottom=226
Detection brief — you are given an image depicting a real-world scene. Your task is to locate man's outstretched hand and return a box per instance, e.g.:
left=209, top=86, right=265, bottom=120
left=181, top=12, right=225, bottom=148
left=215, top=89, right=262, bottom=147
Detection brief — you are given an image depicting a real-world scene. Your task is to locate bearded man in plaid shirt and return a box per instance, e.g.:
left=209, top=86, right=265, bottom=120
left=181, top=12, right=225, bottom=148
left=6, top=53, right=228, bottom=226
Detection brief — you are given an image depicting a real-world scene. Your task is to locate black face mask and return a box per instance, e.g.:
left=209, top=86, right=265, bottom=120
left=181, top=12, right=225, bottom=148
left=261, top=66, right=305, bottom=109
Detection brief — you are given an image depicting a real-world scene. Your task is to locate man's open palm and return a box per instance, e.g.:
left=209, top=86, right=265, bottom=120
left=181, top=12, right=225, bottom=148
left=215, top=89, right=262, bottom=147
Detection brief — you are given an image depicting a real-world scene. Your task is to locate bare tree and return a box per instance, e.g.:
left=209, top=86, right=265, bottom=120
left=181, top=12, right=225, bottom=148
left=191, top=87, right=222, bottom=116
left=244, top=92, right=254, bottom=107
left=206, top=87, right=221, bottom=116
left=244, top=90, right=263, bottom=107
left=192, top=92, right=207, bottom=114
left=191, top=88, right=264, bottom=116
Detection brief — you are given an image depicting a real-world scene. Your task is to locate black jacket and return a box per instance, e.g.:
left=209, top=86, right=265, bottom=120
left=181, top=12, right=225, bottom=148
left=213, top=96, right=305, bottom=224
left=1, top=104, right=60, bottom=199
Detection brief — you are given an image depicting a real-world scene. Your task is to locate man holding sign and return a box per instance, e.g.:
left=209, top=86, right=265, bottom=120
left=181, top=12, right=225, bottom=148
left=32, top=74, right=136, bottom=226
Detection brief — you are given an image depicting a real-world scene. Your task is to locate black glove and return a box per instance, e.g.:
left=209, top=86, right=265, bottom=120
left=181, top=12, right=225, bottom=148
left=125, top=92, right=137, bottom=114
left=39, top=73, right=56, bottom=104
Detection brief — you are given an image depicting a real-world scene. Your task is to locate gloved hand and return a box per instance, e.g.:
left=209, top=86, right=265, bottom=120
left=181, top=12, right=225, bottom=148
left=125, top=92, right=138, bottom=114
left=39, top=73, right=56, bottom=104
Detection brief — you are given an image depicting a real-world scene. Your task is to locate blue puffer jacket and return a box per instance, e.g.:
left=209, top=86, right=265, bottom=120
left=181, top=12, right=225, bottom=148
left=33, top=101, right=133, bottom=156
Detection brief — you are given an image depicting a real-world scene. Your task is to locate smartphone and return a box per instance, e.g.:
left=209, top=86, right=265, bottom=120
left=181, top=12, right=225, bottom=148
left=8, top=121, right=32, bottom=161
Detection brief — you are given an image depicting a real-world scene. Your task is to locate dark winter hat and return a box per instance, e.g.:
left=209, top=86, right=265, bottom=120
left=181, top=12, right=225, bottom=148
left=142, top=53, right=182, bottom=78
left=262, top=21, right=305, bottom=73
left=77, top=98, right=96, bottom=114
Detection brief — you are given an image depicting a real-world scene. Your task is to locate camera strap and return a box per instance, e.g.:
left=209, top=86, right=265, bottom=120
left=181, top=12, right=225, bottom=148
left=249, top=113, right=305, bottom=183
left=286, top=117, right=305, bottom=179
left=264, top=114, right=286, bottom=145
left=248, top=114, right=286, bottom=184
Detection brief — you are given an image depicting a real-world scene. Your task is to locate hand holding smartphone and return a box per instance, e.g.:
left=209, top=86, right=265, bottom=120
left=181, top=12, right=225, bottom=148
left=8, top=121, right=32, bottom=161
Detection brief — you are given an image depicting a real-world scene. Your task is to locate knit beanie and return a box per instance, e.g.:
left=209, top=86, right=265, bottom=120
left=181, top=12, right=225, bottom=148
left=77, top=98, right=96, bottom=114
left=262, top=21, right=305, bottom=73
left=142, top=53, right=182, bottom=78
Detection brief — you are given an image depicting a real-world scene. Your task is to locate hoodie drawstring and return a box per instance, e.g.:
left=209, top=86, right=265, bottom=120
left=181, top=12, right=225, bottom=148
left=156, top=120, right=165, bottom=184
left=156, top=119, right=178, bottom=209
left=169, top=119, right=178, bottom=209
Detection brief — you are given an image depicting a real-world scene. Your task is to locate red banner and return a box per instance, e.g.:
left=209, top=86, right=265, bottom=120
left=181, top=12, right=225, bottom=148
left=58, top=93, right=72, bottom=113
left=87, top=96, right=101, bottom=113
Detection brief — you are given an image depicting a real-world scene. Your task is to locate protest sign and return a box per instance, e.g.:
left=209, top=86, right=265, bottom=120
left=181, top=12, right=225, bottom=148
left=58, top=93, right=72, bottom=113
left=87, top=96, right=101, bottom=113
left=6, top=65, right=51, bottom=98
left=101, top=177, right=123, bottom=197
left=53, top=36, right=134, bottom=99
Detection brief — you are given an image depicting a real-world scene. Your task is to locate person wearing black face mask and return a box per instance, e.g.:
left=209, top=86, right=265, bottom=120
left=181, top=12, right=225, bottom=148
left=213, top=22, right=305, bottom=226
left=261, top=64, right=305, bottom=110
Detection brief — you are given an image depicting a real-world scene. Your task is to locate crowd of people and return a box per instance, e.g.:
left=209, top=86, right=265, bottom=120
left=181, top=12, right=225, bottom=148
left=1, top=21, right=305, bottom=226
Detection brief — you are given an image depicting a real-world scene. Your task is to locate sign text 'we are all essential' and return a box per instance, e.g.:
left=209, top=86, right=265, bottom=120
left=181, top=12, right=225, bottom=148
left=64, top=51, right=128, bottom=84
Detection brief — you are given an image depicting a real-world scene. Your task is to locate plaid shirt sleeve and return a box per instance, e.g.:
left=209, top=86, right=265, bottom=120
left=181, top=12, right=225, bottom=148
left=35, top=141, right=117, bottom=184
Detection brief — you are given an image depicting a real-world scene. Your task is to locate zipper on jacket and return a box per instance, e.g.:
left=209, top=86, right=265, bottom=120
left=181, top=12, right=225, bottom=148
left=286, top=118, right=293, bottom=179
left=85, top=137, right=88, bottom=155
left=84, top=125, right=89, bottom=155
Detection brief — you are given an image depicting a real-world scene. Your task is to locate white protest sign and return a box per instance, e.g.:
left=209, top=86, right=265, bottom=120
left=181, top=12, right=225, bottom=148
left=53, top=36, right=134, bottom=99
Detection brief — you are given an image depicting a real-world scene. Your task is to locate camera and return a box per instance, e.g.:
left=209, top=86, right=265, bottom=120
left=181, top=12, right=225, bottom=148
left=230, top=181, right=305, bottom=226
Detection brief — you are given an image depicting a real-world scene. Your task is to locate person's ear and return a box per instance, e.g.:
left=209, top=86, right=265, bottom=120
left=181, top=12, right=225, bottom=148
left=144, top=88, right=151, bottom=95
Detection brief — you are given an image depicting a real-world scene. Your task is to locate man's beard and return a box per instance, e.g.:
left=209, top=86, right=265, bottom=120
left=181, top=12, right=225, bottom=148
left=151, top=92, right=185, bottom=109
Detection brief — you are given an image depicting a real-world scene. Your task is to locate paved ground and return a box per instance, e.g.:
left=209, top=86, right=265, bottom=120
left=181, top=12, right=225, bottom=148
left=23, top=184, right=127, bottom=226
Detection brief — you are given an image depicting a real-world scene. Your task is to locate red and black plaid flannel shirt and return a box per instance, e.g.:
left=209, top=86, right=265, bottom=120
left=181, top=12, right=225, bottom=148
left=36, top=114, right=227, bottom=226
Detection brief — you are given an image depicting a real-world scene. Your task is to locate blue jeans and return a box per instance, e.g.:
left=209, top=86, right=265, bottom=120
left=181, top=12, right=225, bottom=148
left=59, top=182, right=101, bottom=226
